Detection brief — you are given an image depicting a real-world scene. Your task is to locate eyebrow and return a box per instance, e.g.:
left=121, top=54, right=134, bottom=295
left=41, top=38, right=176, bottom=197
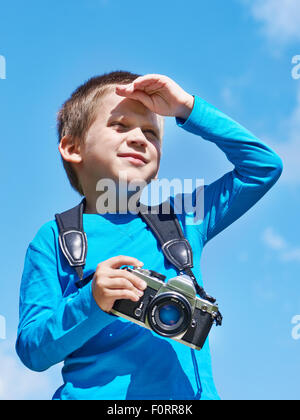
left=108, top=114, right=161, bottom=139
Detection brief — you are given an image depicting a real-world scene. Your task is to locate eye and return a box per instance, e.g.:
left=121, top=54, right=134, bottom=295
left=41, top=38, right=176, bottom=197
left=144, top=130, right=160, bottom=143
left=110, top=122, right=159, bottom=142
left=111, top=122, right=126, bottom=129
left=142, top=129, right=157, bottom=139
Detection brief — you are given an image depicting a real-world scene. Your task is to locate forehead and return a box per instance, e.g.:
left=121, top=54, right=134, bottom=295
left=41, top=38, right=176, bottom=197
left=97, top=88, right=162, bottom=130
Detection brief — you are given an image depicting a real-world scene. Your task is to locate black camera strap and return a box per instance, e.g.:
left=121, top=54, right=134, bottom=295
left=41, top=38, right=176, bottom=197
left=55, top=199, right=87, bottom=284
left=137, top=201, right=217, bottom=304
left=55, top=197, right=222, bottom=325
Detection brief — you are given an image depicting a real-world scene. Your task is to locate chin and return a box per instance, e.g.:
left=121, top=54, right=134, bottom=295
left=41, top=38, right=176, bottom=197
left=115, top=168, right=154, bottom=185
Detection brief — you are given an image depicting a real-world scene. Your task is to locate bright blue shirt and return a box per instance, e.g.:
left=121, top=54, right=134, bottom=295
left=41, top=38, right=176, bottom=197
left=16, top=95, right=283, bottom=400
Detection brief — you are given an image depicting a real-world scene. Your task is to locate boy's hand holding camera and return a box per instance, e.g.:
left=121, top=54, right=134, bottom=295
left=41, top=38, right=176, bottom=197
left=115, top=73, right=195, bottom=120
left=92, top=255, right=147, bottom=312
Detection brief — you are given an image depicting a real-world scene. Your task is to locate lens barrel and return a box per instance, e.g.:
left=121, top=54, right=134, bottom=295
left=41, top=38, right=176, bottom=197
left=147, top=292, right=192, bottom=337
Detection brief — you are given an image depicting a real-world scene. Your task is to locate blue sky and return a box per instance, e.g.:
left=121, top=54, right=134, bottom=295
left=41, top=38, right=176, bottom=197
left=0, top=0, right=300, bottom=400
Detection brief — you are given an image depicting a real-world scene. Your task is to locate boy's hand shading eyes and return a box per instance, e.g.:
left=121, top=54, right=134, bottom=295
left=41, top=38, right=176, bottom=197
left=92, top=255, right=147, bottom=313
left=115, top=74, right=194, bottom=120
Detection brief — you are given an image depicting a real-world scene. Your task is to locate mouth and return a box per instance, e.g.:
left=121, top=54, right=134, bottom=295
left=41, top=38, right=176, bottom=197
left=117, top=153, right=148, bottom=166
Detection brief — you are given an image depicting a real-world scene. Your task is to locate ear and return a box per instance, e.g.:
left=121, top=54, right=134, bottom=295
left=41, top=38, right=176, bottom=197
left=58, top=135, right=82, bottom=164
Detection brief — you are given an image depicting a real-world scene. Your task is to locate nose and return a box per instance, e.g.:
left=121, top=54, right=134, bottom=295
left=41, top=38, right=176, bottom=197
left=126, top=128, right=147, bottom=148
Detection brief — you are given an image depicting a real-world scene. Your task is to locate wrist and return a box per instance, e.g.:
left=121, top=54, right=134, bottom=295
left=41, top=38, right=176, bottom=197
left=175, top=94, right=195, bottom=120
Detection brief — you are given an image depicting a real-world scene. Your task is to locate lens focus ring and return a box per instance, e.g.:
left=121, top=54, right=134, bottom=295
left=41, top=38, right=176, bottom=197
left=147, top=292, right=192, bottom=337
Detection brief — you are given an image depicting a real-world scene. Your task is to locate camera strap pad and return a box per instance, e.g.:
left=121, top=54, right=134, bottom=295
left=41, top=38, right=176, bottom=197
left=137, top=201, right=194, bottom=272
left=55, top=199, right=87, bottom=283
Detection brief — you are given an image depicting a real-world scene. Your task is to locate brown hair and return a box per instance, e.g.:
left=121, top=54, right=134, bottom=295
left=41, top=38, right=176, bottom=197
left=57, top=70, right=145, bottom=196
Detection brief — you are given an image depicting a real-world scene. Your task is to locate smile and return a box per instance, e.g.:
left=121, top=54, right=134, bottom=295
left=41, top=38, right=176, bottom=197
left=118, top=153, right=148, bottom=166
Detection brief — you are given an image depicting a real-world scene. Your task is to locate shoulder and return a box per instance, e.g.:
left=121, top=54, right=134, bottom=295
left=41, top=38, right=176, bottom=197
left=29, top=219, right=59, bottom=255
left=169, top=183, right=206, bottom=226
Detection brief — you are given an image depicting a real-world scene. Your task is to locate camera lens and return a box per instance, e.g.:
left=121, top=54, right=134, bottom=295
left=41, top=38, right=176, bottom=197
left=159, top=304, right=181, bottom=326
left=147, top=292, right=192, bottom=338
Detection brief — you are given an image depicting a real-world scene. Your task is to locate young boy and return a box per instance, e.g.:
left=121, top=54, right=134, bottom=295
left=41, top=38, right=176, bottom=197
left=16, top=71, right=283, bottom=400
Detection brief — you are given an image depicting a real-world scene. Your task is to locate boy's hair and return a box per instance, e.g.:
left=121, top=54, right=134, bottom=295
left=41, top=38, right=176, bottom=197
left=57, top=70, right=148, bottom=196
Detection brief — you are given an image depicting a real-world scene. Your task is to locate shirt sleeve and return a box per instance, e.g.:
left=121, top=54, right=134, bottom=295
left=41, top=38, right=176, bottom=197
left=175, top=94, right=283, bottom=245
left=16, top=225, right=117, bottom=372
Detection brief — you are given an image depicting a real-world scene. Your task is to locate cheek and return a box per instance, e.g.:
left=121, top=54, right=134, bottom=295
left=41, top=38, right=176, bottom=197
left=151, top=143, right=162, bottom=162
left=84, top=129, right=119, bottom=159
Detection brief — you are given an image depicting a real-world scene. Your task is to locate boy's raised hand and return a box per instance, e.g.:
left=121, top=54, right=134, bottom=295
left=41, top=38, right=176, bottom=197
left=115, top=74, right=194, bottom=120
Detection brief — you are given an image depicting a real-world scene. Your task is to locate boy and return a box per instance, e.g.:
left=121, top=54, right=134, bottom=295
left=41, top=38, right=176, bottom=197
left=16, top=71, right=283, bottom=400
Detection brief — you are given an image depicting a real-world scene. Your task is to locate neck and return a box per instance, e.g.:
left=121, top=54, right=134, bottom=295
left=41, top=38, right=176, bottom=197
left=83, top=184, right=143, bottom=214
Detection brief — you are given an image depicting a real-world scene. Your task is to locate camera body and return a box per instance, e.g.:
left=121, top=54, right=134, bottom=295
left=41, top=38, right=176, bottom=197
left=111, top=267, right=220, bottom=350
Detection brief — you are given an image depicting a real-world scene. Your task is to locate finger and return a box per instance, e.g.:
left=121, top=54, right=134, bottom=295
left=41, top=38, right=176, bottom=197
left=104, top=277, right=145, bottom=296
left=105, top=288, right=142, bottom=302
left=110, top=269, right=148, bottom=291
left=99, top=255, right=144, bottom=270
left=116, top=80, right=164, bottom=94
left=115, top=83, right=134, bottom=93
left=134, top=79, right=166, bottom=90
left=115, top=75, right=165, bottom=93
left=125, top=90, right=153, bottom=105
left=132, top=74, right=165, bottom=85
left=115, top=88, right=154, bottom=110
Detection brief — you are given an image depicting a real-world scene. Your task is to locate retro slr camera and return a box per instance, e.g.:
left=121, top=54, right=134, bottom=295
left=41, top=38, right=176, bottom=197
left=111, top=267, right=220, bottom=350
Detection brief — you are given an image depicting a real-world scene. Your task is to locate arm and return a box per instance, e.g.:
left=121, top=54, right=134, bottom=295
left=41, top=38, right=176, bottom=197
left=115, top=73, right=283, bottom=243
left=175, top=95, right=283, bottom=244
left=16, top=228, right=117, bottom=372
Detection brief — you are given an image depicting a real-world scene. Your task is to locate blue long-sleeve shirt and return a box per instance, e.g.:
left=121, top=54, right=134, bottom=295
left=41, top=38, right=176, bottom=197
left=16, top=95, right=283, bottom=400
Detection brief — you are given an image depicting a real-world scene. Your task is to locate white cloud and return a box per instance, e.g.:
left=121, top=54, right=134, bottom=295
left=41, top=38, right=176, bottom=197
left=220, top=72, right=253, bottom=109
left=281, top=248, right=300, bottom=262
left=242, top=0, right=300, bottom=44
left=0, top=316, right=6, bottom=340
left=0, top=338, right=62, bottom=400
left=220, top=87, right=236, bottom=108
left=240, top=1, right=300, bottom=185
left=262, top=227, right=288, bottom=250
left=262, top=227, right=300, bottom=263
